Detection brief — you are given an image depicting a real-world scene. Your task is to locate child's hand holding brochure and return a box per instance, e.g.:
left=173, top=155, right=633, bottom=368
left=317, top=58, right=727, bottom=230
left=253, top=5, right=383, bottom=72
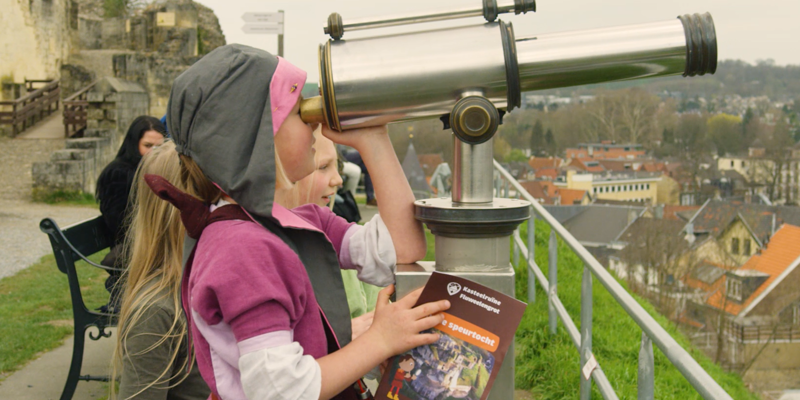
left=377, top=272, right=527, bottom=400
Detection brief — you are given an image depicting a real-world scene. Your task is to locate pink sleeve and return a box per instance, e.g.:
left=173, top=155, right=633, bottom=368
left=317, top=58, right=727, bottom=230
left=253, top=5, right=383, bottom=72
left=191, top=221, right=310, bottom=342
left=291, top=204, right=355, bottom=255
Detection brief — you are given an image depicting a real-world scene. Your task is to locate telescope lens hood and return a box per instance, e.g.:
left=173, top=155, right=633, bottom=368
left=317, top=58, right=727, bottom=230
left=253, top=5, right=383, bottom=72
left=678, top=12, right=718, bottom=76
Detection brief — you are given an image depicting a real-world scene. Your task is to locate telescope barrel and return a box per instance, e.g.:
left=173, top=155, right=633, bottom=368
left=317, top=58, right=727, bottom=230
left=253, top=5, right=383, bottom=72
left=515, top=13, right=716, bottom=92
left=302, top=13, right=717, bottom=131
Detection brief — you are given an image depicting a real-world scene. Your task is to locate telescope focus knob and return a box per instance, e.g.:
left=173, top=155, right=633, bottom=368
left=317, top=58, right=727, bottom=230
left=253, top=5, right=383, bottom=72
left=450, top=96, right=499, bottom=145
left=326, top=13, right=344, bottom=40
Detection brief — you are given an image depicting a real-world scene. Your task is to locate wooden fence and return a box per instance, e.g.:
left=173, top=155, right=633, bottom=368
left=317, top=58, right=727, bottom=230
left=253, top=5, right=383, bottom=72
left=0, top=79, right=61, bottom=137
left=63, top=81, right=97, bottom=138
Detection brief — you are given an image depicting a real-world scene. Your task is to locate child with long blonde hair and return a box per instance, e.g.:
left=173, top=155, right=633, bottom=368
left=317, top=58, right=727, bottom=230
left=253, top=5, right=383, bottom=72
left=111, top=140, right=209, bottom=400
left=145, top=44, right=448, bottom=400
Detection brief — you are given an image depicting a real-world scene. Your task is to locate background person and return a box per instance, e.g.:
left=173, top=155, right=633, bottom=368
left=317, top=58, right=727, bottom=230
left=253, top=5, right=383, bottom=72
left=96, top=116, right=166, bottom=312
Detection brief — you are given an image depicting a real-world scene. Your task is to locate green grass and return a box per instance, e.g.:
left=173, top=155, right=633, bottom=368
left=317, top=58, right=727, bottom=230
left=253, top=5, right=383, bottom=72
left=0, top=251, right=109, bottom=379
left=511, top=220, right=756, bottom=399
left=32, top=189, right=98, bottom=207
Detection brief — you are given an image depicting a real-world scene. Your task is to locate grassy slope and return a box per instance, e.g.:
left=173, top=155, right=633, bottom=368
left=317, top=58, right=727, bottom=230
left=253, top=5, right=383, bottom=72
left=423, top=223, right=755, bottom=399
left=0, top=251, right=109, bottom=379
left=512, top=220, right=756, bottom=399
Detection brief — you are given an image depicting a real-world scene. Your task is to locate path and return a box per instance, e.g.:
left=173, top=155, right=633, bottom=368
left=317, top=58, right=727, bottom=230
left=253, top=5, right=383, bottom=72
left=0, top=329, right=115, bottom=399
left=0, top=200, right=99, bottom=279
left=0, top=120, right=100, bottom=279
left=16, top=109, right=65, bottom=140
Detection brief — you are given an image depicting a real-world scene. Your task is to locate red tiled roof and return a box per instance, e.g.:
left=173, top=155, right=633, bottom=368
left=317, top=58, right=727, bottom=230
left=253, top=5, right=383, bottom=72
left=569, top=158, right=604, bottom=173
left=559, top=188, right=588, bottom=205
left=519, top=181, right=557, bottom=204
left=663, top=205, right=701, bottom=221
left=528, top=157, right=562, bottom=170
left=535, top=167, right=558, bottom=180
left=706, top=224, right=800, bottom=315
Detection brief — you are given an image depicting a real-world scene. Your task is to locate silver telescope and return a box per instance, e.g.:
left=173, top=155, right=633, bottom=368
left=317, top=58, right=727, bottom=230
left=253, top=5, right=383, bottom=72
left=304, top=7, right=718, bottom=399
left=301, top=10, right=716, bottom=144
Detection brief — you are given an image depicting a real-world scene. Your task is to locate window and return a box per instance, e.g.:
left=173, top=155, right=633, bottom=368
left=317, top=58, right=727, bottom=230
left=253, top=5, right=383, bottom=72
left=731, top=238, right=740, bottom=255
left=727, top=279, right=742, bottom=301
left=744, top=239, right=751, bottom=255
left=612, top=186, right=616, bottom=192
left=629, top=185, right=633, bottom=191
left=593, top=187, right=597, bottom=194
left=731, top=160, right=735, bottom=167
left=646, top=184, right=650, bottom=190
left=742, top=160, right=746, bottom=168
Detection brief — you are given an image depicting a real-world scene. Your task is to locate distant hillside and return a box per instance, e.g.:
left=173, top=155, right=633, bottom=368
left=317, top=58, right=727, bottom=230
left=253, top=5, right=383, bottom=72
left=534, top=60, right=800, bottom=100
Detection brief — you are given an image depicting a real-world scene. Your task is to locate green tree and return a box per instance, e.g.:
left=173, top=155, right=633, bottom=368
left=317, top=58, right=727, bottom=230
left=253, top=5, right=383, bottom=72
left=529, top=120, right=544, bottom=155
left=707, top=113, right=744, bottom=156
left=104, top=0, right=129, bottom=18
left=545, top=128, right=555, bottom=156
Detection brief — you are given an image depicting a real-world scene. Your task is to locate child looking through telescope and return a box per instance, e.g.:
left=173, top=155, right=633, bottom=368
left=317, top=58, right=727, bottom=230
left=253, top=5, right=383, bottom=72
left=145, top=44, right=449, bottom=400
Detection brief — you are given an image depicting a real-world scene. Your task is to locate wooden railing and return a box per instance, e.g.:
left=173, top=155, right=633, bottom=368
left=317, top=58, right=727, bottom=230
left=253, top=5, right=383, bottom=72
left=0, top=79, right=60, bottom=137
left=63, top=81, right=97, bottom=138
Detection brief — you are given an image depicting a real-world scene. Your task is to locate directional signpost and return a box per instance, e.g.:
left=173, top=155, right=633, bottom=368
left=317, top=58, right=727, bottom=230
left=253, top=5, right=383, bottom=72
left=242, top=10, right=284, bottom=56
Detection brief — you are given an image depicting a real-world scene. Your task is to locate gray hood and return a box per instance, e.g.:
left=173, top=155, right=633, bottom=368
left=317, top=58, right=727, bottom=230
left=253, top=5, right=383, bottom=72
left=168, top=44, right=283, bottom=220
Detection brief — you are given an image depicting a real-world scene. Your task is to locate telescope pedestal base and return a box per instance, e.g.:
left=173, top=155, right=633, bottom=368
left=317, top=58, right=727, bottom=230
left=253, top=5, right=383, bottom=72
left=395, top=262, right=516, bottom=400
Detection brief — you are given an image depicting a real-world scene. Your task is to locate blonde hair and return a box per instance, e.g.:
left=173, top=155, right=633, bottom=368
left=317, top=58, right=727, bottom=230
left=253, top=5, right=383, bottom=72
left=178, top=146, right=292, bottom=205
left=111, top=140, right=194, bottom=399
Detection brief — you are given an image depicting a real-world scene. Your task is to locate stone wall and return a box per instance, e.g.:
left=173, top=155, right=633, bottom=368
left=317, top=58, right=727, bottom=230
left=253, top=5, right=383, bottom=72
left=32, top=77, right=147, bottom=197
left=0, top=0, right=74, bottom=99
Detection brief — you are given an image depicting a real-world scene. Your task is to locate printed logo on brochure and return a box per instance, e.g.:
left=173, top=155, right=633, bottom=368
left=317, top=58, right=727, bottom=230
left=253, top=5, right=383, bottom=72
left=447, top=282, right=462, bottom=296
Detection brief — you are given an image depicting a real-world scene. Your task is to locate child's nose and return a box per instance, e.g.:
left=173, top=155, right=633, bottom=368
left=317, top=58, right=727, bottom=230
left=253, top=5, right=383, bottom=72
left=332, top=172, right=343, bottom=187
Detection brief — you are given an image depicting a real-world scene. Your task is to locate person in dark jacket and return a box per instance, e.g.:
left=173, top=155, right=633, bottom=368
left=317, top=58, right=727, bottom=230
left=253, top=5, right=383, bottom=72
left=96, top=116, right=166, bottom=311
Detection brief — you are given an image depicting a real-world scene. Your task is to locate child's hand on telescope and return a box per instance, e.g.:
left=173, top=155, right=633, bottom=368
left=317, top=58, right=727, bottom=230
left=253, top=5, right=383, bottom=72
left=321, top=124, right=388, bottom=152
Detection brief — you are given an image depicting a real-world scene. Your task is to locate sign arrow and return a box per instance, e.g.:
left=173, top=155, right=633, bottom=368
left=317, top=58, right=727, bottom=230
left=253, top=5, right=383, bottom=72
left=242, top=12, right=284, bottom=24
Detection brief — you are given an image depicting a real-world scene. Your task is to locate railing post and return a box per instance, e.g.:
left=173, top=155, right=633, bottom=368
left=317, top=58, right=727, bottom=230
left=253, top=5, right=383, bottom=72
left=580, top=265, right=593, bottom=400
left=548, top=230, right=558, bottom=335
left=527, top=210, right=536, bottom=303
left=494, top=173, right=501, bottom=197
left=503, top=179, right=509, bottom=198
left=637, top=332, right=654, bottom=400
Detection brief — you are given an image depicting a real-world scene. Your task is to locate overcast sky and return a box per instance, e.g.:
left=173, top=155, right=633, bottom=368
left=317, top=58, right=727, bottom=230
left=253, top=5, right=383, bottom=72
left=195, top=0, right=800, bottom=84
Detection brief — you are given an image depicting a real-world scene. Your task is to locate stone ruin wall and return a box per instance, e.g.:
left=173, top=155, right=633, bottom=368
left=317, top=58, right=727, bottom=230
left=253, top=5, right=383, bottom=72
left=62, top=0, right=226, bottom=117
left=33, top=77, right=148, bottom=197
left=27, top=0, right=225, bottom=197
left=0, top=0, right=74, bottom=100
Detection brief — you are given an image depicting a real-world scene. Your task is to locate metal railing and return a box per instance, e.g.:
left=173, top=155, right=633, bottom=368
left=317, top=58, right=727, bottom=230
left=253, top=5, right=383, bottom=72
left=494, top=160, right=733, bottom=400
left=63, top=81, right=97, bottom=138
left=0, top=79, right=60, bottom=137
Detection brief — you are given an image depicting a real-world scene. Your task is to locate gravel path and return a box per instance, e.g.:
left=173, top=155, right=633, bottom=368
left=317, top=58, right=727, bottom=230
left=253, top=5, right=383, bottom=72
left=0, top=137, right=100, bottom=279
left=0, top=200, right=100, bottom=279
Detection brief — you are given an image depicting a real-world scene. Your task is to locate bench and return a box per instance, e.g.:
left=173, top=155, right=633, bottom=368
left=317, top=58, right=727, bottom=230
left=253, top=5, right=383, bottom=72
left=40, top=216, right=121, bottom=400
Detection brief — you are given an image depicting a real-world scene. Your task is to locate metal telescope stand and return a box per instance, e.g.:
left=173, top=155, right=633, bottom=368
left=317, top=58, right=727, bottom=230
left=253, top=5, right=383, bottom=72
left=396, top=95, right=530, bottom=400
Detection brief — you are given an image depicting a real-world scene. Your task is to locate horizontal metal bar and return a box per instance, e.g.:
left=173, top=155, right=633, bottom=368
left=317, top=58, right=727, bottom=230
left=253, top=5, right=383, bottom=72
left=496, top=160, right=732, bottom=400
